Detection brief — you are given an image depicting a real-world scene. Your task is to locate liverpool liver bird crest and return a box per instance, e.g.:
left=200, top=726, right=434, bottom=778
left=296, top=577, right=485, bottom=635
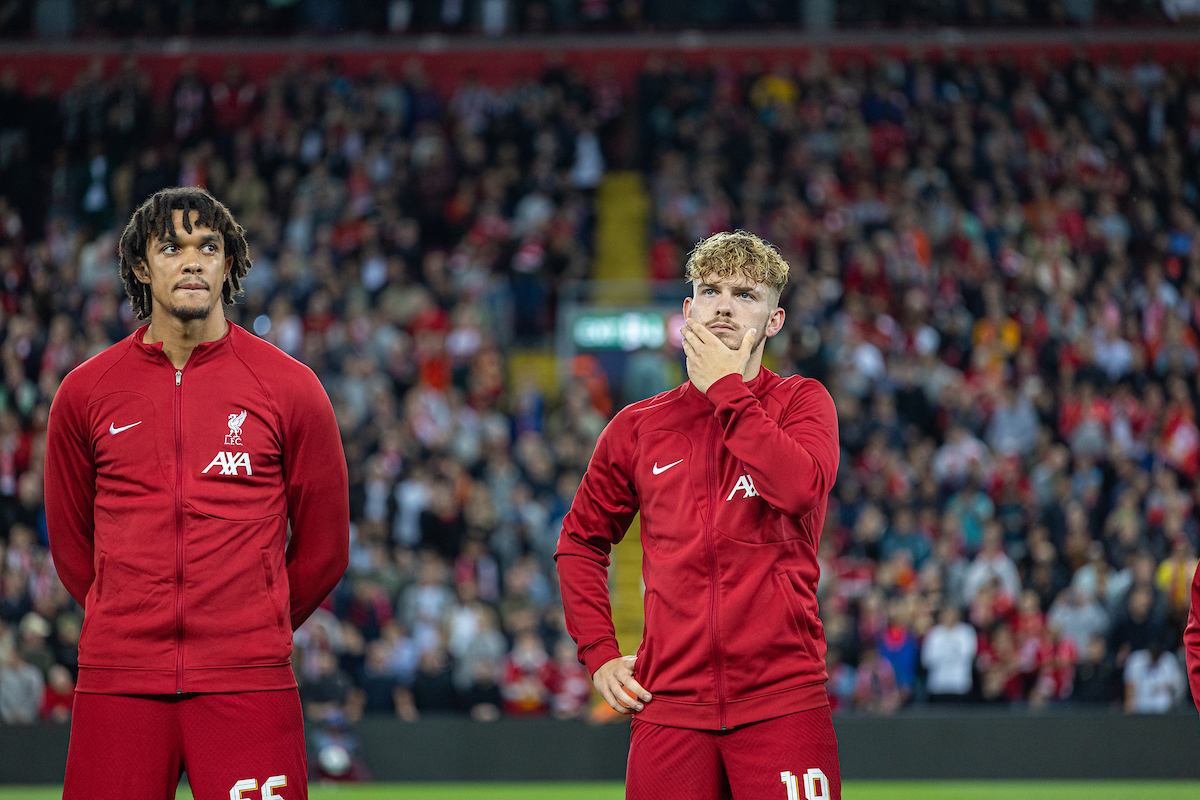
left=225, top=409, right=247, bottom=446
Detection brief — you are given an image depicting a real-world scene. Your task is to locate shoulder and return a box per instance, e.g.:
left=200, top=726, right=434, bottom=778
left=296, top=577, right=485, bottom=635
left=57, top=336, right=138, bottom=405
left=225, top=326, right=333, bottom=427
left=606, top=384, right=690, bottom=436
left=227, top=324, right=312, bottom=375
left=623, top=383, right=690, bottom=418
left=761, top=371, right=837, bottom=424
left=227, top=325, right=324, bottom=393
left=770, top=372, right=835, bottom=406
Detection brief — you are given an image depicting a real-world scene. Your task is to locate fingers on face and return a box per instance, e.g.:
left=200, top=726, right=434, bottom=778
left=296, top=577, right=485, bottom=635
left=691, top=321, right=717, bottom=344
left=682, top=320, right=713, bottom=345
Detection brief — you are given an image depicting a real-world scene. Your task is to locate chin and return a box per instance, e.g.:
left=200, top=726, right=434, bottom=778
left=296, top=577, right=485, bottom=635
left=169, top=304, right=213, bottom=322
left=713, top=332, right=741, bottom=349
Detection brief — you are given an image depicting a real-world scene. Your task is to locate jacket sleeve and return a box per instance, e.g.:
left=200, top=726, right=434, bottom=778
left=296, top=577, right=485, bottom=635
left=554, top=418, right=638, bottom=676
left=1185, top=562, right=1200, bottom=711
left=705, top=374, right=839, bottom=519
left=44, top=375, right=97, bottom=608
left=279, top=367, right=349, bottom=629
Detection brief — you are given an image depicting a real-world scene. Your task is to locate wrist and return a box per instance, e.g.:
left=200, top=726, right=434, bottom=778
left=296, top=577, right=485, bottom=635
left=582, top=640, right=623, bottom=676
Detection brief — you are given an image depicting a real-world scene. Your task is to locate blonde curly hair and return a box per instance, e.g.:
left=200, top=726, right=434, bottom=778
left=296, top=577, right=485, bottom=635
left=684, top=230, right=790, bottom=306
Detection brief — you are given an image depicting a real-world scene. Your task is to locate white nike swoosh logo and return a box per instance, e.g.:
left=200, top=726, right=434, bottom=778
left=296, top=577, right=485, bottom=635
left=652, top=459, right=683, bottom=475
left=109, top=421, right=142, bottom=435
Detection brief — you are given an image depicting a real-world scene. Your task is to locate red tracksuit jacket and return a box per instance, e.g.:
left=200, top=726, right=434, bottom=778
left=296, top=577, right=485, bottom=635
left=555, top=368, right=839, bottom=730
left=1185, top=566, right=1200, bottom=711
left=45, top=322, right=349, bottom=696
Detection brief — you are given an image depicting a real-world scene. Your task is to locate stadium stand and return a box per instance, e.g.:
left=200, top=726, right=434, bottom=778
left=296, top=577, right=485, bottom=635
left=0, top=0, right=1183, bottom=37
left=0, top=29, right=1199, bottom=740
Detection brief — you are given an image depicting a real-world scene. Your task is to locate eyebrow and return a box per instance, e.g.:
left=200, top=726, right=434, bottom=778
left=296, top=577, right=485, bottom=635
left=158, top=233, right=221, bottom=246
left=699, top=282, right=760, bottom=295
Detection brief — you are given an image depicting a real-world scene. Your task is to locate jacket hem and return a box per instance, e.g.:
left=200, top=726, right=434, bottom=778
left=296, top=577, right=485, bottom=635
left=76, top=663, right=298, bottom=694
left=633, top=681, right=829, bottom=730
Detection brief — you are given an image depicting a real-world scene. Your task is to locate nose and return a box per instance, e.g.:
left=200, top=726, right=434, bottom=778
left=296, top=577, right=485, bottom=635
left=182, top=249, right=202, bottom=273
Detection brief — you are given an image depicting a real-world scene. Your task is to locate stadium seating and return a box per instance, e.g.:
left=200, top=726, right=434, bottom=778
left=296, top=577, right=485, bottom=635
left=0, top=33, right=1198, bottom=730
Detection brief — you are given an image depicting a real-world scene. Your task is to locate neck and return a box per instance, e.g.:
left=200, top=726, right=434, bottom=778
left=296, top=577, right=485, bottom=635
left=143, top=309, right=228, bottom=369
left=742, top=344, right=765, bottom=382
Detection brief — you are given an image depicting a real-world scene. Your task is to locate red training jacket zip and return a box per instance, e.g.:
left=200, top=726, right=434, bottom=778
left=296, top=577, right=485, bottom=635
left=174, top=366, right=184, bottom=694
left=704, top=419, right=728, bottom=730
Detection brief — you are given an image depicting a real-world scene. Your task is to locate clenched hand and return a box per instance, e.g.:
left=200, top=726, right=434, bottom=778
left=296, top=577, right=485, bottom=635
left=593, top=655, right=652, bottom=714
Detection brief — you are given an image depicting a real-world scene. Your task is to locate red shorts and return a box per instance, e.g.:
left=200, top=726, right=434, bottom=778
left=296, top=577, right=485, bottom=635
left=626, top=706, right=841, bottom=800
left=64, top=689, right=308, bottom=800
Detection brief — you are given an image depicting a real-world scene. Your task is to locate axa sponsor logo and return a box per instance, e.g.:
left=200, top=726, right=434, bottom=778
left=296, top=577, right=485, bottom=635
left=203, top=451, right=253, bottom=476
left=725, top=474, right=758, bottom=501
left=205, top=409, right=252, bottom=476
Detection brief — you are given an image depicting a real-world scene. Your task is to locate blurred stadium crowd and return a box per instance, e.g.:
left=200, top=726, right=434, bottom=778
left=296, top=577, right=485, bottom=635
left=0, top=0, right=1187, bottom=38
left=1, top=39, right=1200, bottom=734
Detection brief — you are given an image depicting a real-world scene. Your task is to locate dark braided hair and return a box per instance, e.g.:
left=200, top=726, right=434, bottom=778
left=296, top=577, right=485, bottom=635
left=118, top=187, right=252, bottom=320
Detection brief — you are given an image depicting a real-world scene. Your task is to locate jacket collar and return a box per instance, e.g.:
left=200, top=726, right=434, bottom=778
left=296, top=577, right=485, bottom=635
left=686, top=366, right=779, bottom=401
left=129, top=320, right=236, bottom=368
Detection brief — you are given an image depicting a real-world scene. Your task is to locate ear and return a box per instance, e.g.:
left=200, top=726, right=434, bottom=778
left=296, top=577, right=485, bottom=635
left=682, top=296, right=692, bottom=317
left=131, top=258, right=151, bottom=285
left=224, top=255, right=233, bottom=281
left=765, top=306, right=786, bottom=338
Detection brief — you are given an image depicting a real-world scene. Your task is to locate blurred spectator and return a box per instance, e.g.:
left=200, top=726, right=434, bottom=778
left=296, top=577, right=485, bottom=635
left=17, top=612, right=54, bottom=676
left=301, top=650, right=356, bottom=724
left=411, top=642, right=456, bottom=714
left=0, top=569, right=32, bottom=624
left=944, top=470, right=995, bottom=553
left=853, top=644, right=901, bottom=714
left=1073, top=634, right=1120, bottom=705
left=876, top=601, right=918, bottom=703
left=549, top=636, right=592, bottom=719
left=1048, top=586, right=1110, bottom=653
left=500, top=631, right=554, bottom=717
left=921, top=606, right=977, bottom=702
left=1029, top=626, right=1078, bottom=708
left=962, top=525, right=1022, bottom=605
left=352, top=639, right=406, bottom=718
left=880, top=506, right=932, bottom=570
left=976, top=623, right=1022, bottom=705
left=459, top=657, right=503, bottom=722
left=1110, top=585, right=1170, bottom=669
left=0, top=647, right=42, bottom=724
left=825, top=646, right=857, bottom=713
left=1123, top=643, right=1185, bottom=713
left=448, top=599, right=507, bottom=693
left=1155, top=537, right=1197, bottom=626
left=38, top=663, right=73, bottom=723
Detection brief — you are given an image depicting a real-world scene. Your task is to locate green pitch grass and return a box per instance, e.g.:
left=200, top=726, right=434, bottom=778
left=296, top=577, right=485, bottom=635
left=1, top=783, right=1199, bottom=799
